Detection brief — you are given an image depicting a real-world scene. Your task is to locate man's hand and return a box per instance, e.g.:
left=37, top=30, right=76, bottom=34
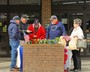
left=26, top=30, right=32, bottom=33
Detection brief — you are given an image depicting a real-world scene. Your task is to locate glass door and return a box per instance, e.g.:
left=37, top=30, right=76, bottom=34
left=85, top=12, right=90, bottom=56
left=0, top=13, right=10, bottom=56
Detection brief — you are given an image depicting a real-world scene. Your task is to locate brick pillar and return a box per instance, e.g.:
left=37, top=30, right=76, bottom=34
left=42, top=0, right=51, bottom=27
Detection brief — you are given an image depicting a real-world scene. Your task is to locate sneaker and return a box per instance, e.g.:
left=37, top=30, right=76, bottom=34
left=10, top=68, right=15, bottom=71
left=77, top=69, right=81, bottom=72
left=70, top=68, right=81, bottom=72
left=10, top=67, right=20, bottom=71
left=70, top=68, right=77, bottom=71
left=15, top=67, right=20, bottom=69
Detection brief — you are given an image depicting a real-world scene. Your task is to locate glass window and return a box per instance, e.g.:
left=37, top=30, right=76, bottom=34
left=0, top=0, right=7, bottom=5
left=0, top=13, right=8, bottom=56
left=86, top=21, right=90, bottom=32
left=52, top=0, right=77, bottom=5
left=9, top=0, right=40, bottom=5
left=0, top=13, right=7, bottom=33
left=28, top=13, right=41, bottom=24
left=52, top=0, right=90, bottom=5
left=10, top=13, right=41, bottom=25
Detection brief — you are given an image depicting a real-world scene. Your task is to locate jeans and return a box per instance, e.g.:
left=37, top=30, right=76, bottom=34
left=9, top=39, right=20, bottom=68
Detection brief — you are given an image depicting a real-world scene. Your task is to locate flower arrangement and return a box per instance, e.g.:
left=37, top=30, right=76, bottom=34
left=27, top=37, right=60, bottom=44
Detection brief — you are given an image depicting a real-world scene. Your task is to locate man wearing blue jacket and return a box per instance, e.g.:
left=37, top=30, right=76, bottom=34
left=46, top=15, right=66, bottom=39
left=8, top=16, right=21, bottom=71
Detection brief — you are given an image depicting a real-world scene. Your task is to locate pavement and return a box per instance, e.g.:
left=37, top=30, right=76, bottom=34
left=0, top=57, right=90, bottom=72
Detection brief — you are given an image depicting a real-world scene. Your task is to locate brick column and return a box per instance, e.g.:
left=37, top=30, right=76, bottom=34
left=42, top=0, right=51, bottom=27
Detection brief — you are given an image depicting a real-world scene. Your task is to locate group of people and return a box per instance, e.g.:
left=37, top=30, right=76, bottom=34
left=8, top=14, right=30, bottom=71
left=8, top=14, right=84, bottom=72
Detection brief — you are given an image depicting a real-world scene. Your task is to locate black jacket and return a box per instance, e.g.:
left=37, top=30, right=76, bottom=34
left=18, top=22, right=28, bottom=40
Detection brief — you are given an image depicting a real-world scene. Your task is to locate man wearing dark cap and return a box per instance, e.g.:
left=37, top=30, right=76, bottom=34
left=28, top=19, right=46, bottom=43
left=8, top=16, right=21, bottom=71
left=18, top=14, right=31, bottom=45
left=46, top=15, right=66, bottom=39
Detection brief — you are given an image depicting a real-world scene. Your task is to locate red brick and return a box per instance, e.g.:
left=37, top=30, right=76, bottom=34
left=23, top=44, right=64, bottom=72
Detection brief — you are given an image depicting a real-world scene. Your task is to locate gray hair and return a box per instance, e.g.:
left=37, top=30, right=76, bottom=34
left=73, top=18, right=82, bottom=26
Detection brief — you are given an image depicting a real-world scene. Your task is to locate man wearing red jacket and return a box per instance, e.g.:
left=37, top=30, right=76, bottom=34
left=28, top=19, right=46, bottom=43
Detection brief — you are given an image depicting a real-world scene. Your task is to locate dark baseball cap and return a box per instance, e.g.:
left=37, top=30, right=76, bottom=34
left=34, top=19, right=39, bottom=24
left=50, top=15, right=58, bottom=20
left=21, top=14, right=29, bottom=20
left=13, top=16, right=20, bottom=20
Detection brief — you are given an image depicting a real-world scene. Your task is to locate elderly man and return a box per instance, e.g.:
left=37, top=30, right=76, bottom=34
left=18, top=14, right=31, bottom=45
left=46, top=15, right=66, bottom=39
left=8, top=16, right=21, bottom=71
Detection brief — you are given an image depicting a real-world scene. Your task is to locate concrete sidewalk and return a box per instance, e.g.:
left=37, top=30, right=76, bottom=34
left=0, top=57, right=90, bottom=72
left=0, top=58, right=10, bottom=72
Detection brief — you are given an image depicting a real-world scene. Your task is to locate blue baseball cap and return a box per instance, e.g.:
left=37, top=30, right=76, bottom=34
left=13, top=16, right=20, bottom=20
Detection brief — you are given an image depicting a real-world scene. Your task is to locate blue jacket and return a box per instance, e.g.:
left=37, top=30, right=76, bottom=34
left=46, top=22, right=66, bottom=39
left=8, top=20, right=20, bottom=40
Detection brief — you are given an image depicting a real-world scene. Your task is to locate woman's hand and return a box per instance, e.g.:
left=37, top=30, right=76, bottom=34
left=33, top=35, right=37, bottom=38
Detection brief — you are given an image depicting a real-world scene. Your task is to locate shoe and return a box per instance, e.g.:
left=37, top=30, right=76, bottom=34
left=10, top=68, right=15, bottom=71
left=14, top=68, right=20, bottom=71
left=70, top=68, right=81, bottom=72
left=10, top=67, right=20, bottom=71
left=70, top=68, right=78, bottom=71
left=78, top=69, right=81, bottom=72
left=15, top=67, right=20, bottom=69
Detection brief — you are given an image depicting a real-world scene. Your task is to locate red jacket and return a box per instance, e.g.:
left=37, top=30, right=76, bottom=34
left=28, top=24, right=46, bottom=43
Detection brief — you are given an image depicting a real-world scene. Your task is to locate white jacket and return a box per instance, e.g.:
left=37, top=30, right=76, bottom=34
left=70, top=27, right=84, bottom=39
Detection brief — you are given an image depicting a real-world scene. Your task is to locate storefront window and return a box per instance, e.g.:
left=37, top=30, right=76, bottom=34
left=0, top=0, right=41, bottom=5
left=10, top=13, right=40, bottom=25
left=86, top=21, right=90, bottom=32
left=0, top=13, right=7, bottom=33
left=0, top=0, right=7, bottom=5
left=52, top=0, right=90, bottom=5
left=0, top=13, right=8, bottom=56
left=9, top=0, right=40, bottom=5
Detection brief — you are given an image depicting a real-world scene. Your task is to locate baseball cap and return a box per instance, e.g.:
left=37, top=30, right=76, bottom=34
left=50, top=15, right=58, bottom=20
left=34, top=19, right=39, bottom=24
left=21, top=14, right=29, bottom=20
left=13, top=16, right=20, bottom=20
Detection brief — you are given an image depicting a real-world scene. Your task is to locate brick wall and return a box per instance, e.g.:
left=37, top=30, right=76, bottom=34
left=42, top=0, right=51, bottom=27
left=23, top=44, right=64, bottom=72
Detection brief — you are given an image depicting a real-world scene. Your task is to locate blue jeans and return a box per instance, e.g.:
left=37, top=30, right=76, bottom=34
left=9, top=39, right=20, bottom=68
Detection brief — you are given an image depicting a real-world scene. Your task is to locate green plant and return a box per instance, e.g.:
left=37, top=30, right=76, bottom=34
left=28, top=37, right=60, bottom=44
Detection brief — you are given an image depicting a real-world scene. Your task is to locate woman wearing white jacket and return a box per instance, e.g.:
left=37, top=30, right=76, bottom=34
left=70, top=18, right=84, bottom=71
